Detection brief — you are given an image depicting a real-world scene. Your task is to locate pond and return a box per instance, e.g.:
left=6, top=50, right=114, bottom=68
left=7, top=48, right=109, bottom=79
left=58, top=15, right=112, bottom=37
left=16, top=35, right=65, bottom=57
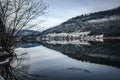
left=0, top=40, right=120, bottom=80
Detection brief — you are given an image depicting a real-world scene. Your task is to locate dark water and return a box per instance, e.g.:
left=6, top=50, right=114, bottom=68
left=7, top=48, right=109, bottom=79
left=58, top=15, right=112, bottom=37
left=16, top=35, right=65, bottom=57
left=0, top=40, right=120, bottom=80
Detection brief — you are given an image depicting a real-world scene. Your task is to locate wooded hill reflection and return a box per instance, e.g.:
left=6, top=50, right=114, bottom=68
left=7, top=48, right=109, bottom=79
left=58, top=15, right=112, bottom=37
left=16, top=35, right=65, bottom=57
left=42, top=40, right=120, bottom=68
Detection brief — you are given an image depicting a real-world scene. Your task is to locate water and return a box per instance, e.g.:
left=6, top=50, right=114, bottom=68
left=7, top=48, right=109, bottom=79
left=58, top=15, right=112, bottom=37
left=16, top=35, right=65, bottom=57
left=1, top=40, right=120, bottom=80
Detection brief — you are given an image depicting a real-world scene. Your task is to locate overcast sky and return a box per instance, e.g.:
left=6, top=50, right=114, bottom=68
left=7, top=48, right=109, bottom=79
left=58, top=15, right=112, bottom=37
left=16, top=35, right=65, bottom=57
left=37, top=0, right=120, bottom=31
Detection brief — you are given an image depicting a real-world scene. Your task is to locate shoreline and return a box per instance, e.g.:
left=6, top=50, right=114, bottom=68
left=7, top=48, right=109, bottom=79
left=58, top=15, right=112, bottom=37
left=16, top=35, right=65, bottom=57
left=103, top=37, right=120, bottom=40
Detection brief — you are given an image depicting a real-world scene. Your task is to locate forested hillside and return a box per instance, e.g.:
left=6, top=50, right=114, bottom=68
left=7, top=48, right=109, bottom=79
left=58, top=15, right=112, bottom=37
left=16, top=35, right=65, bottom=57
left=43, top=7, right=120, bottom=37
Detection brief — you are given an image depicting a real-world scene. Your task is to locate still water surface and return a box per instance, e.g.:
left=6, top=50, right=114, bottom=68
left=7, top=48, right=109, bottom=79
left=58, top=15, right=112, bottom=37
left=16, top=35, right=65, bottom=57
left=1, top=40, right=120, bottom=80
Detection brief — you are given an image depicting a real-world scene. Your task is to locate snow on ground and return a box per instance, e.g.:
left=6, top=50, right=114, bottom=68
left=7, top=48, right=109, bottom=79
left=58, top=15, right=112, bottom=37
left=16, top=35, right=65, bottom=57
left=0, top=76, right=4, bottom=80
left=46, top=31, right=91, bottom=37
left=0, top=58, right=9, bottom=64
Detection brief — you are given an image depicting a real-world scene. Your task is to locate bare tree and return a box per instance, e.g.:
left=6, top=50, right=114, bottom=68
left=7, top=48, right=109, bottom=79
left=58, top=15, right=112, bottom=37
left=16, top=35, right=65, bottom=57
left=0, top=0, right=47, bottom=55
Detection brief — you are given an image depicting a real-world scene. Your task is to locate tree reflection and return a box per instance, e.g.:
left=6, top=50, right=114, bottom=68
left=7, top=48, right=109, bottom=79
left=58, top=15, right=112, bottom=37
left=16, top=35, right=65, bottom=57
left=42, top=40, right=120, bottom=68
left=0, top=52, right=47, bottom=80
left=67, top=67, right=91, bottom=73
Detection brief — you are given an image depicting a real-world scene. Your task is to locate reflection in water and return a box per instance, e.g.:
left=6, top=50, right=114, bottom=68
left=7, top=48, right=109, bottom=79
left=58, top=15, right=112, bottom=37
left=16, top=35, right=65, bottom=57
left=1, top=40, right=120, bottom=80
left=67, top=67, right=91, bottom=73
left=42, top=40, right=120, bottom=68
left=45, top=40, right=91, bottom=45
left=20, top=41, right=120, bottom=80
left=0, top=52, right=47, bottom=80
left=16, top=41, right=42, bottom=48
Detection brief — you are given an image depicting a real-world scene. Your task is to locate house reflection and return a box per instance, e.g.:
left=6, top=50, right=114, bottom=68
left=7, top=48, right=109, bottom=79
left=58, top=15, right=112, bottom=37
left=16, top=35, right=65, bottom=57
left=42, top=40, right=120, bottom=69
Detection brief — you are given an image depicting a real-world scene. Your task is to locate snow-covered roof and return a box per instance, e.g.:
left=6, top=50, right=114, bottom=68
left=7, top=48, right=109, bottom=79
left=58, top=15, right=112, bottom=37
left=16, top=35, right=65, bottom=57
left=46, top=31, right=91, bottom=37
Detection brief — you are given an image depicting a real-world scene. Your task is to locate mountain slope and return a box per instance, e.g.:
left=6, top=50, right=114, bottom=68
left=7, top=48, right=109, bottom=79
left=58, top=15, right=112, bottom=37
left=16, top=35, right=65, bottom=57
left=43, top=7, right=120, bottom=37
left=18, top=29, right=41, bottom=37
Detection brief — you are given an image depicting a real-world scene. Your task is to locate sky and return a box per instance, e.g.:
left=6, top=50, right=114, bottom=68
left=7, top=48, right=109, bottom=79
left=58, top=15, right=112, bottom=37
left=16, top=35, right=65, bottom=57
left=36, top=0, right=120, bottom=31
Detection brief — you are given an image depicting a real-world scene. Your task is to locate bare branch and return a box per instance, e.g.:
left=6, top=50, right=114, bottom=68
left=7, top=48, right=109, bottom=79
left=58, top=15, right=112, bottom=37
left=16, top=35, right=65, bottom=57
left=0, top=0, right=47, bottom=52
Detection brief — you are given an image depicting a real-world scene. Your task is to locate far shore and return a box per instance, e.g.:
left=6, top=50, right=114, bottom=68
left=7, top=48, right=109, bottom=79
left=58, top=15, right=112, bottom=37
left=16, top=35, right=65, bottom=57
left=103, top=37, right=120, bottom=39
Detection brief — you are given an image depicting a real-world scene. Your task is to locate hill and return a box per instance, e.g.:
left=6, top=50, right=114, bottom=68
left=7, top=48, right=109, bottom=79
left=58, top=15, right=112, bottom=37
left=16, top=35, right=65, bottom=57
left=18, top=29, right=41, bottom=37
left=43, top=7, right=120, bottom=37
